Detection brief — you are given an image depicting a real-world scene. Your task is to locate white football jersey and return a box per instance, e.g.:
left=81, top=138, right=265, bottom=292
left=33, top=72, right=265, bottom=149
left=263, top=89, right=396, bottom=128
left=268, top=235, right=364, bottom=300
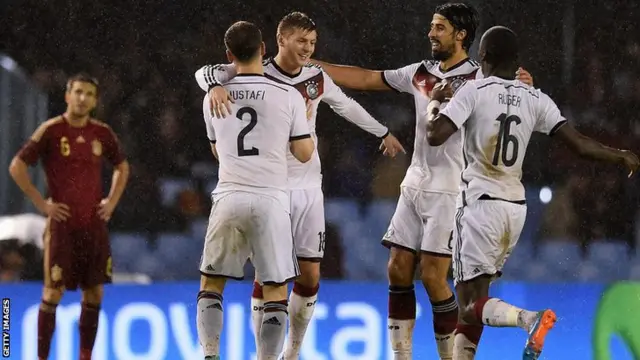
left=203, top=74, right=311, bottom=211
left=439, top=76, right=567, bottom=207
left=383, top=59, right=481, bottom=194
left=196, top=60, right=388, bottom=189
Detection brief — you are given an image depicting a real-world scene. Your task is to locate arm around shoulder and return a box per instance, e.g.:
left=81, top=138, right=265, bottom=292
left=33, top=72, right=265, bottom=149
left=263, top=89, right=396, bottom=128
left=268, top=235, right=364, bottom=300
left=311, top=59, right=389, bottom=91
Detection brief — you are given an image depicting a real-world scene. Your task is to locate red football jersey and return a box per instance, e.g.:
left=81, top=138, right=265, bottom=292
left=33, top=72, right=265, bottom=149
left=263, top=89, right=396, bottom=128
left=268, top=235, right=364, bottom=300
left=17, top=115, right=125, bottom=227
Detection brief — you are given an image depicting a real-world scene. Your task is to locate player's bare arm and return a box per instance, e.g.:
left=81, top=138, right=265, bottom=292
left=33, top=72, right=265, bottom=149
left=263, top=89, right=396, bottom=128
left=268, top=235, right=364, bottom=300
left=98, top=160, right=129, bottom=221
left=290, top=136, right=315, bottom=163
left=8, top=157, right=71, bottom=221
left=209, top=143, right=219, bottom=160
left=426, top=82, right=458, bottom=146
left=554, top=124, right=640, bottom=177
left=310, top=59, right=390, bottom=91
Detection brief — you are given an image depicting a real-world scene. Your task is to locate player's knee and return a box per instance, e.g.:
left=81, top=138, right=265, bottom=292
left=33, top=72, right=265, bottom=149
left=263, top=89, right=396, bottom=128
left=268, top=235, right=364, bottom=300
left=296, top=260, right=320, bottom=288
left=262, top=283, right=289, bottom=302
left=200, top=275, right=225, bottom=294
left=387, top=251, right=415, bottom=286
left=81, top=286, right=104, bottom=304
left=420, top=254, right=451, bottom=286
left=42, top=287, right=64, bottom=304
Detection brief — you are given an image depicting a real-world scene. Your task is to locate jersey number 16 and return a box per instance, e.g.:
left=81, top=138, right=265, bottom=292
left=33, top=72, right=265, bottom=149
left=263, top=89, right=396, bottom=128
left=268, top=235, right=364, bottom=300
left=237, top=107, right=259, bottom=157
left=492, top=113, right=522, bottom=167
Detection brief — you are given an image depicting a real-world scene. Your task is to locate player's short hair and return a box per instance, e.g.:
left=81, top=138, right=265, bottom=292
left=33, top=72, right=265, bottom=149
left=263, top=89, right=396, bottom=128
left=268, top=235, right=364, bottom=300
left=277, top=11, right=317, bottom=37
left=435, top=3, right=479, bottom=50
left=66, top=73, right=99, bottom=94
left=224, top=21, right=263, bottom=63
left=480, top=26, right=519, bottom=67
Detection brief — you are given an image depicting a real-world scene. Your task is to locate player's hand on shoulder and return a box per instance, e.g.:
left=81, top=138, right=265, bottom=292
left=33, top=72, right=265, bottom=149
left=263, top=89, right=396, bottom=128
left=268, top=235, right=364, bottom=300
left=515, top=67, right=534, bottom=86
left=431, top=81, right=453, bottom=102
left=619, top=150, right=640, bottom=178
left=379, top=133, right=406, bottom=158
left=97, top=198, right=117, bottom=222
left=209, top=86, right=234, bottom=118
left=39, top=198, right=71, bottom=222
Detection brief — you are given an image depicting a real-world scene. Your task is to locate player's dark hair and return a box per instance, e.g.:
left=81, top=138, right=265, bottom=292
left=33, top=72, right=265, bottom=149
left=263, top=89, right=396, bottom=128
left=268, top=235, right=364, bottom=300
left=66, top=73, right=99, bottom=94
left=435, top=3, right=479, bottom=50
left=224, top=21, right=263, bottom=63
left=480, top=26, right=519, bottom=69
left=277, top=11, right=317, bottom=36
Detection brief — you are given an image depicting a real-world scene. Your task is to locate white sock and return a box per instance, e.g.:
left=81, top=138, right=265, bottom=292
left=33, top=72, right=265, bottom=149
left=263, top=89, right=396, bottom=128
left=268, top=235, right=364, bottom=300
left=282, top=289, right=318, bottom=359
left=196, top=292, right=223, bottom=357
left=435, top=331, right=455, bottom=360
left=251, top=297, right=264, bottom=351
left=481, top=298, right=537, bottom=330
left=388, top=318, right=414, bottom=359
left=453, top=332, right=477, bottom=360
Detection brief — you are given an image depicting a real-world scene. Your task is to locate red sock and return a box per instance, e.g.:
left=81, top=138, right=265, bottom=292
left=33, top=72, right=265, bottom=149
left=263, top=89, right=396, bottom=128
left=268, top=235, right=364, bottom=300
left=431, top=295, right=459, bottom=335
left=79, top=303, right=100, bottom=359
left=38, top=300, right=58, bottom=359
left=388, top=285, right=417, bottom=320
left=455, top=323, right=484, bottom=346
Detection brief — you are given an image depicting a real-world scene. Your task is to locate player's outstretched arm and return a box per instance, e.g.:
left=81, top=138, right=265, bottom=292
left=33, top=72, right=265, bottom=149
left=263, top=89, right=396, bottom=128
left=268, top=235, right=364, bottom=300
left=554, top=125, right=640, bottom=177
left=310, top=59, right=390, bottom=91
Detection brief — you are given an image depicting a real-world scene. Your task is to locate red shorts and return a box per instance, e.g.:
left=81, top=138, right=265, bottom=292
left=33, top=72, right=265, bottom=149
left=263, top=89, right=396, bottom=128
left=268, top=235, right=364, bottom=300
left=43, top=217, right=112, bottom=291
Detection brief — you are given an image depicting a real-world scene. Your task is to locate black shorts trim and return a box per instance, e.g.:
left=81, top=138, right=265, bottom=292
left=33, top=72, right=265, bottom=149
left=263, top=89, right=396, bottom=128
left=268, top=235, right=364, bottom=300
left=420, top=250, right=451, bottom=258
left=262, top=275, right=298, bottom=286
left=199, top=271, right=244, bottom=281
left=297, top=256, right=323, bottom=263
left=381, top=240, right=417, bottom=255
left=478, top=194, right=526, bottom=205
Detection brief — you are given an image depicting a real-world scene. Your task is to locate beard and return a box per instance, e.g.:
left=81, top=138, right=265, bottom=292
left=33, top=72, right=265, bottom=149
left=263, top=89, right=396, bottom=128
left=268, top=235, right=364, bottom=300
left=431, top=42, right=455, bottom=61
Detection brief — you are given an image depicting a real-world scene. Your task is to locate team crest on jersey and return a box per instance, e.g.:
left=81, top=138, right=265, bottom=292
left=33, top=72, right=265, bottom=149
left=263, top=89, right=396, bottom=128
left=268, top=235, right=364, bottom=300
left=91, top=139, right=102, bottom=156
left=293, top=72, right=325, bottom=101
left=306, top=81, right=320, bottom=100
left=449, top=78, right=466, bottom=94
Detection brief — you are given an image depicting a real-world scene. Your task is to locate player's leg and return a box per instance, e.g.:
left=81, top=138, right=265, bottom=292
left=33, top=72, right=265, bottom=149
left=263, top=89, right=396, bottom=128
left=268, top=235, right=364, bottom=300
left=78, top=223, right=111, bottom=360
left=418, top=193, right=459, bottom=360
left=281, top=188, right=324, bottom=360
left=250, top=196, right=299, bottom=360
left=198, top=194, right=250, bottom=360
left=452, top=202, right=556, bottom=360
left=38, top=220, right=68, bottom=360
left=381, top=188, right=421, bottom=360
left=250, top=273, right=264, bottom=354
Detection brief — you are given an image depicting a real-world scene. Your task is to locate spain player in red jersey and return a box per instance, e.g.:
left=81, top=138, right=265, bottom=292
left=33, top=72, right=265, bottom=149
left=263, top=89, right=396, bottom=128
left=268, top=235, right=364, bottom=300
left=9, top=73, right=130, bottom=360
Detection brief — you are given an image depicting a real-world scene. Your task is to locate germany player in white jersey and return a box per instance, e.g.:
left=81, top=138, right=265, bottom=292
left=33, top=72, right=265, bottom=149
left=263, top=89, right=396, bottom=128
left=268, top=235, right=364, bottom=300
left=196, top=21, right=315, bottom=360
left=195, top=12, right=406, bottom=359
left=427, top=26, right=639, bottom=360
left=311, top=4, right=533, bottom=359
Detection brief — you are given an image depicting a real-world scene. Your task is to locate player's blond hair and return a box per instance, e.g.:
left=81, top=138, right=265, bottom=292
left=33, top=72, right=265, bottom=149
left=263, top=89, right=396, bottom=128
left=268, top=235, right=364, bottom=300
left=277, top=11, right=316, bottom=37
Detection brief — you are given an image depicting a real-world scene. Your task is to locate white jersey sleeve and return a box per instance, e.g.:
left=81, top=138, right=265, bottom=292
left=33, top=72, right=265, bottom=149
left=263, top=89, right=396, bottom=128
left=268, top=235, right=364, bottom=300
left=203, top=94, right=216, bottom=142
left=290, top=91, right=312, bottom=139
left=322, top=71, right=389, bottom=138
left=534, top=92, right=567, bottom=135
left=382, top=62, right=422, bottom=93
left=439, top=81, right=478, bottom=129
left=195, top=64, right=238, bottom=92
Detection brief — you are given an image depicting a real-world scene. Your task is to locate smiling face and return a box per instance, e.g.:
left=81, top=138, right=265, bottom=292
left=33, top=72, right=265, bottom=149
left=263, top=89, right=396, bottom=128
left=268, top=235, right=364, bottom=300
left=278, top=27, right=317, bottom=68
left=428, top=13, right=464, bottom=61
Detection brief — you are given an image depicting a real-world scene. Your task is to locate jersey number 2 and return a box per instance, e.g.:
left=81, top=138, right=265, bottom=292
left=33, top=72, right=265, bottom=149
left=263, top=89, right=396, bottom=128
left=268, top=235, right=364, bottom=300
left=237, top=107, right=259, bottom=157
left=492, top=113, right=521, bottom=167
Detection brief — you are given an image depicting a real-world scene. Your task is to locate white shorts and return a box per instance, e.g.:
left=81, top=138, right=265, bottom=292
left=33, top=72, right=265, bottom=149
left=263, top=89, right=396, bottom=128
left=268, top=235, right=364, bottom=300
left=452, top=199, right=527, bottom=285
left=199, top=192, right=300, bottom=285
left=381, top=187, right=456, bottom=256
left=289, top=188, right=326, bottom=261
